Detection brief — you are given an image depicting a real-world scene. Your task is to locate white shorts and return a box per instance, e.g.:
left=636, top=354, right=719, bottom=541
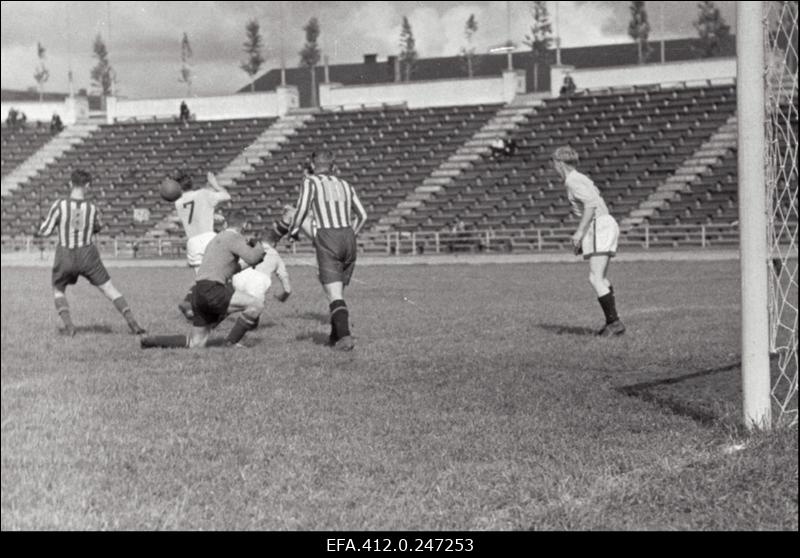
left=582, top=214, right=619, bottom=259
left=186, top=232, right=216, bottom=268
left=232, top=268, right=271, bottom=300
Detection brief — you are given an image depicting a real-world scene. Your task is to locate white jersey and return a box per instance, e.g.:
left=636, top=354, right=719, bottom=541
left=232, top=244, right=291, bottom=300
left=175, top=188, right=230, bottom=240
left=564, top=170, right=609, bottom=218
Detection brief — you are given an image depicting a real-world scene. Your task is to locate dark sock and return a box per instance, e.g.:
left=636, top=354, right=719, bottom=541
left=140, top=334, right=188, bottom=349
left=113, top=296, right=142, bottom=330
left=330, top=300, right=350, bottom=342
left=54, top=297, right=74, bottom=329
left=598, top=292, right=619, bottom=324
left=226, top=316, right=258, bottom=345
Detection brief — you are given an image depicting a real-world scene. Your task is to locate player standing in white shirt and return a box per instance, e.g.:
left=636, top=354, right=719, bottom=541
left=172, top=170, right=231, bottom=319
left=552, top=146, right=625, bottom=336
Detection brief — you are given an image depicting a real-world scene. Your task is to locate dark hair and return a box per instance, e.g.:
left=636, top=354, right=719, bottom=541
left=174, top=170, right=193, bottom=191
left=70, top=169, right=92, bottom=187
left=311, top=150, right=335, bottom=170
left=225, top=210, right=248, bottom=228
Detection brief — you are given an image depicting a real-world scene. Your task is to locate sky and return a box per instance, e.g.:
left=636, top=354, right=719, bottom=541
left=1, top=1, right=737, bottom=99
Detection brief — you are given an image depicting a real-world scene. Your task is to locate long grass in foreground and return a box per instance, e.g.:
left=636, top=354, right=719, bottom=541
left=1, top=261, right=796, bottom=530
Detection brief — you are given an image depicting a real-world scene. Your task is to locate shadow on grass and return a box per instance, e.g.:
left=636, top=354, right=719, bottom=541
left=60, top=324, right=115, bottom=335
left=297, top=311, right=329, bottom=325
left=617, top=362, right=740, bottom=426
left=205, top=336, right=262, bottom=348
left=295, top=330, right=331, bottom=346
left=538, top=323, right=596, bottom=336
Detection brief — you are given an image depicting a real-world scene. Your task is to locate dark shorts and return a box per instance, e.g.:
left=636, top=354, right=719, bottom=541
left=52, top=245, right=111, bottom=291
left=315, top=228, right=357, bottom=286
left=192, top=280, right=234, bottom=328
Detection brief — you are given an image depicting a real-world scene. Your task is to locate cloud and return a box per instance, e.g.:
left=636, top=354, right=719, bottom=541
left=1, top=1, right=740, bottom=98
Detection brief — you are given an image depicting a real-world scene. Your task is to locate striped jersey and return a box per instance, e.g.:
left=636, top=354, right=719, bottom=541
left=289, top=173, right=367, bottom=237
left=38, top=198, right=101, bottom=249
left=175, top=188, right=230, bottom=240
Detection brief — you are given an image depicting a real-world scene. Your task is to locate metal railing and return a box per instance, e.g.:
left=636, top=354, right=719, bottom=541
left=5, top=221, right=793, bottom=260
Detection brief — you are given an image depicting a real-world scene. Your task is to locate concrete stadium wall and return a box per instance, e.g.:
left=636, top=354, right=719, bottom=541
left=550, top=57, right=737, bottom=95
left=1, top=96, right=90, bottom=125
left=319, top=70, right=526, bottom=109
left=105, top=86, right=299, bottom=123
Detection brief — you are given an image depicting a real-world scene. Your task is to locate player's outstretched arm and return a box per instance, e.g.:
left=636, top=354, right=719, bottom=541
left=273, top=257, right=292, bottom=302
left=288, top=179, right=314, bottom=240
left=234, top=235, right=266, bottom=267
left=37, top=200, right=61, bottom=237
left=206, top=171, right=231, bottom=202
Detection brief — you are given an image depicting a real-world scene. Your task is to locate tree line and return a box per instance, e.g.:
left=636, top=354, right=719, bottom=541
left=29, top=2, right=733, bottom=103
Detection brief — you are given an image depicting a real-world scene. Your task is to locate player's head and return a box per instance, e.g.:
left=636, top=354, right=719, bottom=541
left=311, top=150, right=336, bottom=174
left=551, top=146, right=579, bottom=179
left=69, top=169, right=92, bottom=190
left=224, top=210, right=250, bottom=233
left=213, top=212, right=227, bottom=233
left=174, top=170, right=193, bottom=191
left=265, top=226, right=284, bottom=247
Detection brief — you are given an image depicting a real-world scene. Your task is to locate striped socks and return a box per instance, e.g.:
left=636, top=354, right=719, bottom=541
left=329, top=300, right=350, bottom=342
left=113, top=296, right=145, bottom=334
left=54, top=296, right=75, bottom=333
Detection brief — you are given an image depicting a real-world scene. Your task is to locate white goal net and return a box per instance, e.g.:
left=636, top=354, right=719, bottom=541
left=764, top=0, right=798, bottom=427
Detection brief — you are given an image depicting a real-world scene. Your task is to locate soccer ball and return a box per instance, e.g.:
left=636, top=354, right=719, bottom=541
left=159, top=177, right=182, bottom=202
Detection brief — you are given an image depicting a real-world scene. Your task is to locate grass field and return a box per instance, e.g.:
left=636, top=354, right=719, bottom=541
left=1, top=260, right=797, bottom=530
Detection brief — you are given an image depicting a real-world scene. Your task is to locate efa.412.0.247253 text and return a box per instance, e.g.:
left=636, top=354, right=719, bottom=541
left=327, top=538, right=474, bottom=552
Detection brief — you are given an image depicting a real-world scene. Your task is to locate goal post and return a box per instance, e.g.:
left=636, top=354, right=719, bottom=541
left=737, top=1, right=799, bottom=430
left=737, top=1, right=772, bottom=430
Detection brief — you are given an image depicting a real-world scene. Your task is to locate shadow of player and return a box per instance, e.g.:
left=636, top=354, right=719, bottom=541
left=297, top=311, right=329, bottom=325
left=538, top=323, right=596, bottom=336
left=60, top=324, right=115, bottom=335
left=295, top=330, right=331, bottom=346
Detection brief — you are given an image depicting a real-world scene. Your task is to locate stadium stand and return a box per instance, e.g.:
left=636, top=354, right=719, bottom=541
left=1, top=125, right=56, bottom=177
left=397, top=84, right=739, bottom=244
left=221, top=103, right=503, bottom=232
left=1, top=118, right=276, bottom=237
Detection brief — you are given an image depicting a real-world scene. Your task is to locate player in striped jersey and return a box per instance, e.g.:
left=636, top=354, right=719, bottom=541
left=287, top=150, right=367, bottom=351
left=172, top=170, right=231, bottom=319
left=36, top=169, right=146, bottom=337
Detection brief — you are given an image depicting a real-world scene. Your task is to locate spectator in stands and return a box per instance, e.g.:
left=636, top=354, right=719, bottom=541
left=18, top=112, right=27, bottom=127
left=503, top=138, right=518, bottom=157
left=490, top=137, right=505, bottom=158
left=6, top=108, right=18, bottom=128
left=50, top=113, right=64, bottom=133
left=179, top=101, right=191, bottom=126
left=560, top=74, right=577, bottom=97
left=490, top=136, right=518, bottom=159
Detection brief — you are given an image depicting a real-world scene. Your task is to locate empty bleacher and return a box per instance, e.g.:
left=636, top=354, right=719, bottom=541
left=1, top=125, right=56, bottom=177
left=398, top=84, right=738, bottom=245
left=1, top=118, right=276, bottom=237
left=223, top=104, right=502, bottom=231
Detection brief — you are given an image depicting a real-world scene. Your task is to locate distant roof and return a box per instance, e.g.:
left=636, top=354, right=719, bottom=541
left=1, top=89, right=104, bottom=110
left=240, top=37, right=736, bottom=107
left=1, top=89, right=69, bottom=102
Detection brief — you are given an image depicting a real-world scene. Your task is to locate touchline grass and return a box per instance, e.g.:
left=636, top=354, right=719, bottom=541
left=1, top=261, right=797, bottom=530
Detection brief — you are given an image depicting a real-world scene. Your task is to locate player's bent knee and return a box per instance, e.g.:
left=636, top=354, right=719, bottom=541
left=97, top=280, right=122, bottom=300
left=242, top=303, right=263, bottom=322
left=53, top=289, right=67, bottom=299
